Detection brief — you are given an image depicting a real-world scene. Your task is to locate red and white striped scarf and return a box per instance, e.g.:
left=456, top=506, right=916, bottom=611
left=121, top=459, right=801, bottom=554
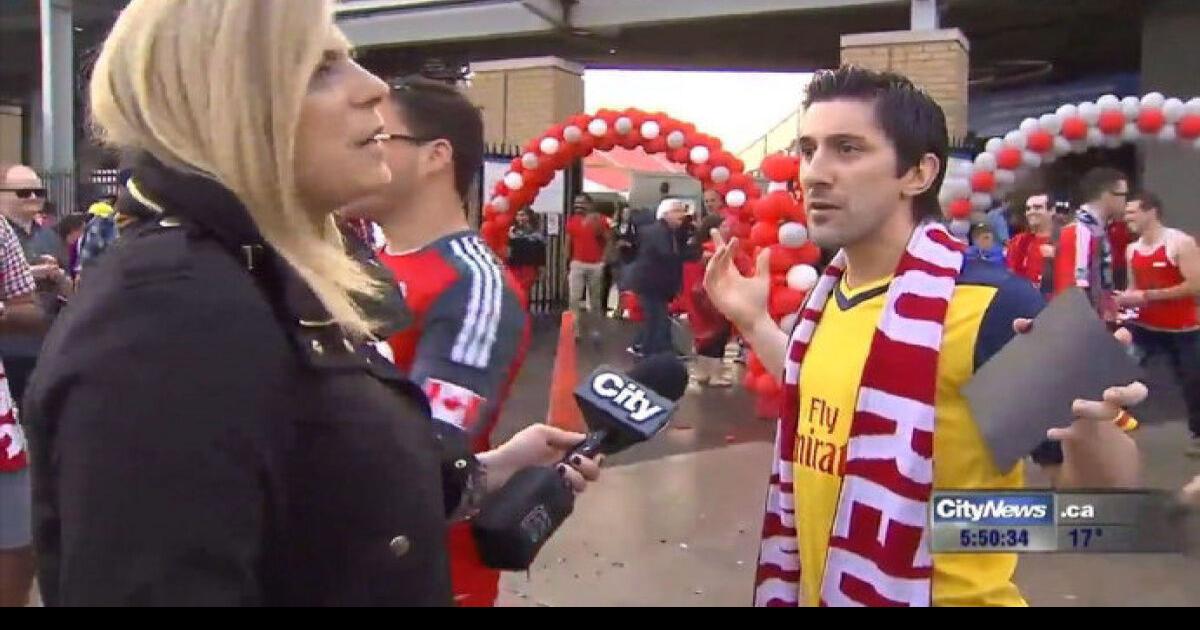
left=754, top=223, right=965, bottom=607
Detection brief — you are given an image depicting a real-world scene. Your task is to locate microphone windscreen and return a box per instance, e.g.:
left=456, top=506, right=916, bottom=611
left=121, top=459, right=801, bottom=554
left=627, top=353, right=689, bottom=402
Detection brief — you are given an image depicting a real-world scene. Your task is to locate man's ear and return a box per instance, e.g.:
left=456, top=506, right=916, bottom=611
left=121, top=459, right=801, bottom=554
left=421, top=138, right=454, bottom=178
left=901, top=153, right=941, bottom=200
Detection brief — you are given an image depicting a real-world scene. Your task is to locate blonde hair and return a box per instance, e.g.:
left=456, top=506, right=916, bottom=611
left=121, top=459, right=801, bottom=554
left=89, top=0, right=381, bottom=338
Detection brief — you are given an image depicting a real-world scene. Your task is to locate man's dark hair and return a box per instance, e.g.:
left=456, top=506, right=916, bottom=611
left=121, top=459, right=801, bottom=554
left=969, top=222, right=994, bottom=239
left=1076, top=166, right=1127, bottom=205
left=54, top=213, right=88, bottom=241
left=1130, top=190, right=1164, bottom=219
left=388, top=76, right=483, bottom=203
left=574, top=193, right=594, bottom=203
left=803, top=65, right=949, bottom=223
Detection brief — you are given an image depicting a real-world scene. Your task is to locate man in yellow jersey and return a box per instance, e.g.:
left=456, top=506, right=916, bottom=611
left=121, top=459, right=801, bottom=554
left=705, top=66, right=1143, bottom=607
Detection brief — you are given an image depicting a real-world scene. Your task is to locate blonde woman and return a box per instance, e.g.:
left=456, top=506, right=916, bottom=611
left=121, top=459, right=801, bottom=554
left=24, top=0, right=599, bottom=607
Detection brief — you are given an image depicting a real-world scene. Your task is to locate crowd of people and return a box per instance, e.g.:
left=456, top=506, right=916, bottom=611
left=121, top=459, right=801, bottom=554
left=0, top=0, right=1197, bottom=609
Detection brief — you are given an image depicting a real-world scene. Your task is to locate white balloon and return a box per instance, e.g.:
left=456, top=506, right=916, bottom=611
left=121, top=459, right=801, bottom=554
left=1159, top=125, right=1178, bottom=142
left=503, top=172, right=524, bottom=191
left=1057, top=103, right=1079, bottom=119
left=994, top=169, right=1016, bottom=186
left=563, top=125, right=583, bottom=143
left=941, top=177, right=970, bottom=198
left=778, top=222, right=809, bottom=248
left=767, top=181, right=789, bottom=194
left=985, top=137, right=1005, bottom=154
left=1004, top=130, right=1027, bottom=149
left=948, top=159, right=973, bottom=177
left=938, top=188, right=956, bottom=208
left=949, top=219, right=971, bottom=240
left=1020, top=117, right=1039, bottom=133
left=1079, top=102, right=1102, bottom=125
left=614, top=116, right=633, bottom=135
left=521, top=152, right=540, bottom=170
left=1141, top=92, right=1166, bottom=109
left=1121, top=123, right=1141, bottom=142
left=1187, top=98, right=1200, bottom=117
left=689, top=146, right=711, bottom=165
left=1121, top=96, right=1141, bottom=120
left=710, top=166, right=731, bottom=184
left=779, top=313, right=799, bottom=334
left=491, top=197, right=510, bottom=212
left=539, top=137, right=561, bottom=155
left=1097, top=94, right=1121, bottom=110
left=1086, top=128, right=1104, bottom=146
left=1039, top=113, right=1063, bottom=134
left=971, top=192, right=993, bottom=212
left=974, top=152, right=997, bottom=171
left=666, top=130, right=686, bottom=149
left=587, top=118, right=608, bottom=137
left=1022, top=151, right=1042, bottom=168
left=640, top=120, right=661, bottom=140
left=786, top=264, right=819, bottom=292
left=1053, top=136, right=1072, bottom=156
left=725, top=189, right=747, bottom=208
left=1164, top=98, right=1186, bottom=123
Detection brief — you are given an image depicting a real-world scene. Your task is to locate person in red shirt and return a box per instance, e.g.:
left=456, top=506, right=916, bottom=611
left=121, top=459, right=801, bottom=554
left=1108, top=211, right=1133, bottom=291
left=565, top=194, right=610, bottom=341
left=1115, top=192, right=1200, bottom=456
left=1052, top=167, right=1129, bottom=318
left=343, top=77, right=534, bottom=607
left=1006, top=192, right=1056, bottom=294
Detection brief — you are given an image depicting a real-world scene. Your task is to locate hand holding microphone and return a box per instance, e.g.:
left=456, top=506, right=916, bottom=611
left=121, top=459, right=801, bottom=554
left=471, top=354, right=689, bottom=570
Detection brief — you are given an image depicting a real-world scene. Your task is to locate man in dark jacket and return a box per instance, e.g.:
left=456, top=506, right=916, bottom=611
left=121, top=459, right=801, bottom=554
left=627, top=199, right=688, bottom=356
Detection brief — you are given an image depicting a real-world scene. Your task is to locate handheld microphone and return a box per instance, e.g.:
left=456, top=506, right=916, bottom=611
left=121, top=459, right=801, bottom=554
left=471, top=354, right=689, bottom=571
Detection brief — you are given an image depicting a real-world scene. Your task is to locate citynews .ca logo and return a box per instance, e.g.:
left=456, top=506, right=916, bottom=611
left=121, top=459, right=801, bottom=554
left=932, top=493, right=1055, bottom=525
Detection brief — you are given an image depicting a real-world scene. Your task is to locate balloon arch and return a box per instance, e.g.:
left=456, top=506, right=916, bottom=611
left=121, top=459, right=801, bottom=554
left=940, top=92, right=1200, bottom=219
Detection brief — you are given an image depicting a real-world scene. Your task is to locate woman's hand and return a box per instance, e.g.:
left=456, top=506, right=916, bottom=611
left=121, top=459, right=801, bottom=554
left=479, top=424, right=604, bottom=494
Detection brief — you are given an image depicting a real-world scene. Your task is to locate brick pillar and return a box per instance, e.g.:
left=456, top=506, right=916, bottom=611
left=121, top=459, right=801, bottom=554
left=464, top=57, right=585, bottom=148
left=840, top=29, right=970, bottom=141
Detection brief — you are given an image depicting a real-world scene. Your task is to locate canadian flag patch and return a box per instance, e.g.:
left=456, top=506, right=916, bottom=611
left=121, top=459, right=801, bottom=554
left=423, top=378, right=485, bottom=431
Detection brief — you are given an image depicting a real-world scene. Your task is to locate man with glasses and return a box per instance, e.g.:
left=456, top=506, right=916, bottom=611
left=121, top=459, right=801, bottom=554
left=0, top=163, right=46, bottom=606
left=341, top=77, right=530, bottom=607
left=1053, top=167, right=1129, bottom=317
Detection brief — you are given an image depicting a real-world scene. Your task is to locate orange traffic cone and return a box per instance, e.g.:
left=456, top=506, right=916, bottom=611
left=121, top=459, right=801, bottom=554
left=547, top=310, right=587, bottom=433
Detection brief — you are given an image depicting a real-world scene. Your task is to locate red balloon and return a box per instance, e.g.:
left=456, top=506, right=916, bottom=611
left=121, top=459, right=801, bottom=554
left=481, top=221, right=500, bottom=241
left=785, top=204, right=808, bottom=224
left=731, top=221, right=752, bottom=240
left=755, top=191, right=790, bottom=223
left=997, top=147, right=1023, bottom=170
left=689, top=163, right=713, bottom=182
left=794, top=242, right=821, bottom=266
left=1061, top=117, right=1089, bottom=141
left=595, top=132, right=618, bottom=152
left=483, top=204, right=499, bottom=221
left=643, top=136, right=669, bottom=154
left=708, top=151, right=734, bottom=170
left=669, top=147, right=691, bottom=163
left=949, top=198, right=972, bottom=219
left=731, top=158, right=746, bottom=173
left=1026, top=130, right=1053, bottom=153
left=768, top=244, right=802, bottom=275
left=743, top=372, right=758, bottom=391
left=750, top=221, right=780, bottom=248
left=1137, top=108, right=1166, bottom=134
left=1179, top=115, right=1200, bottom=139
left=495, top=213, right=514, bottom=230
left=761, top=153, right=799, bottom=183
left=746, top=184, right=763, bottom=199
left=970, top=170, right=996, bottom=193
left=755, top=373, right=781, bottom=397
left=1098, top=110, right=1126, bottom=135
left=527, top=167, right=554, bottom=188
left=769, top=287, right=806, bottom=320
left=727, top=173, right=752, bottom=191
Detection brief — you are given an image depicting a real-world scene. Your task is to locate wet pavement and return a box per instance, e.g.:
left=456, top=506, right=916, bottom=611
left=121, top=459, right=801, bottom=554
left=493, top=314, right=1200, bottom=607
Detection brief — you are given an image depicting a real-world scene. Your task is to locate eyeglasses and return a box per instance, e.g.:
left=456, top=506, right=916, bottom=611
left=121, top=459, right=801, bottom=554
left=1110, top=190, right=1129, bottom=198
left=1, top=188, right=46, bottom=200
left=378, top=133, right=434, bottom=145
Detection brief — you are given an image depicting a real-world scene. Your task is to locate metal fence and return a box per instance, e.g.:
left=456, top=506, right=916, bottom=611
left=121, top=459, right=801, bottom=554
left=479, top=143, right=577, bottom=315
left=40, top=170, right=75, bottom=217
